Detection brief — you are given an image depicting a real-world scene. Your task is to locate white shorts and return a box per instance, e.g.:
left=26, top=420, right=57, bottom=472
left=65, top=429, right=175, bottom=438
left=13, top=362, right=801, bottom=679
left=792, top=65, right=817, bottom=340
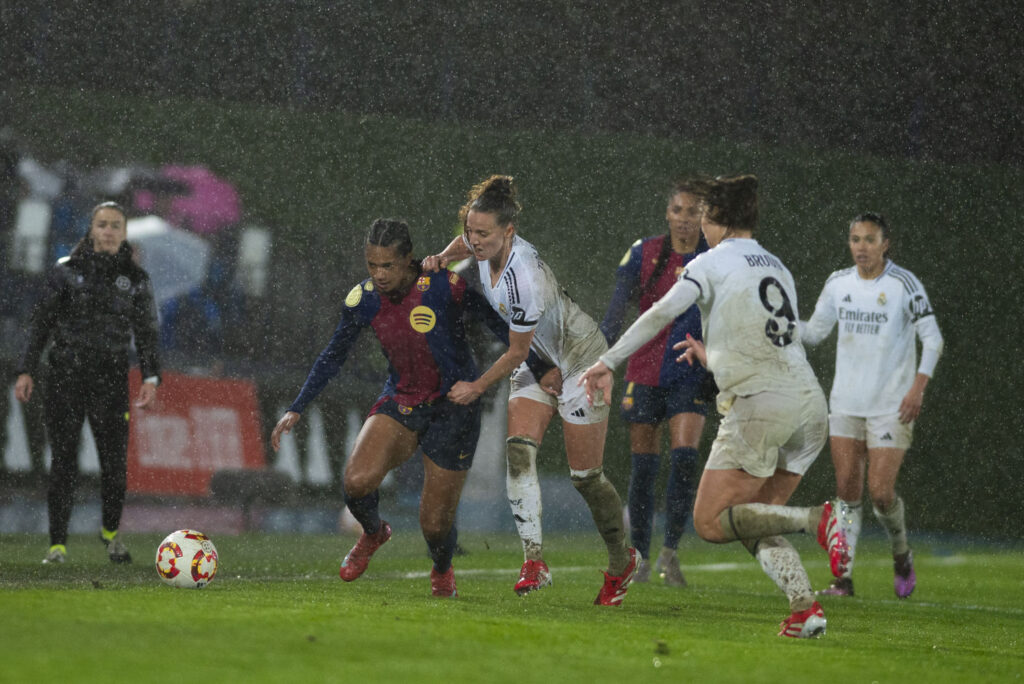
left=829, top=413, right=913, bottom=450
left=705, top=388, right=828, bottom=478
left=509, top=364, right=609, bottom=425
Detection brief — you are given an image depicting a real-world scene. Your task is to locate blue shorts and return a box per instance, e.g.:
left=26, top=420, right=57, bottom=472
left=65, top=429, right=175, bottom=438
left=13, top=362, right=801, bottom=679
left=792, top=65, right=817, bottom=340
left=369, top=396, right=480, bottom=472
left=619, top=381, right=709, bottom=424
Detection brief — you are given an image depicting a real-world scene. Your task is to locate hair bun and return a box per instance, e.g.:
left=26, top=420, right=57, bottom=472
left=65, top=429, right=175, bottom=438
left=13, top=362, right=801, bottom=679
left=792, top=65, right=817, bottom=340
left=486, top=175, right=515, bottom=198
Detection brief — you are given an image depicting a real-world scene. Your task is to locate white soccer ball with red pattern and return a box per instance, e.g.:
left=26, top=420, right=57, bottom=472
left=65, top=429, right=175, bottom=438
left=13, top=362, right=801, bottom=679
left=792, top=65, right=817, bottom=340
left=155, top=529, right=219, bottom=589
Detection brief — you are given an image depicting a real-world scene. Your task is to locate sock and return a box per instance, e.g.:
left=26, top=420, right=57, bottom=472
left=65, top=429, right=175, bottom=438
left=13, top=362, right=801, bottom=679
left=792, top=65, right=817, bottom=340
left=874, top=495, right=909, bottom=556
left=664, top=447, right=698, bottom=549
left=344, top=489, right=382, bottom=535
left=101, top=527, right=118, bottom=542
left=49, top=544, right=67, bottom=554
left=746, top=535, right=816, bottom=612
left=571, top=466, right=630, bottom=575
left=842, top=500, right=863, bottom=578
left=427, top=525, right=458, bottom=574
left=717, top=503, right=819, bottom=541
left=627, top=452, right=659, bottom=559
left=506, top=437, right=544, bottom=561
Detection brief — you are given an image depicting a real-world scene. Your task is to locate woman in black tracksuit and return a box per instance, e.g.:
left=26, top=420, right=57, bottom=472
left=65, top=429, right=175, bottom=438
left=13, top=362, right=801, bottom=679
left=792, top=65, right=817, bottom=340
left=15, top=201, right=161, bottom=565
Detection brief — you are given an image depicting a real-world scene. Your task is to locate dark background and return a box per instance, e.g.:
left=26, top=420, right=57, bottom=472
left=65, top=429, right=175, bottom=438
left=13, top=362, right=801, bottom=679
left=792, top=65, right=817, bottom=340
left=1, top=2, right=1021, bottom=538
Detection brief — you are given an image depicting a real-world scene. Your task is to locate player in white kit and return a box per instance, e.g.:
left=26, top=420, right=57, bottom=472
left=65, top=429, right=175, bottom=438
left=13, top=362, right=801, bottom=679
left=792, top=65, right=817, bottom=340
left=802, top=212, right=943, bottom=599
left=425, top=175, right=639, bottom=607
left=581, top=175, right=852, bottom=637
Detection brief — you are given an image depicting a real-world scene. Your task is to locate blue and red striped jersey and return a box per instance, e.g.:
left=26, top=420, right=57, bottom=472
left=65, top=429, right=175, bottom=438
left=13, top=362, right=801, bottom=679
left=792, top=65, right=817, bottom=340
left=600, top=234, right=707, bottom=387
left=289, top=268, right=489, bottom=413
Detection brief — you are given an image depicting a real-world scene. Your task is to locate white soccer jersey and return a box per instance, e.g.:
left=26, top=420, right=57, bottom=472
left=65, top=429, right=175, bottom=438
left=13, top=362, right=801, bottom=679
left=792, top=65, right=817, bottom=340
left=801, top=260, right=943, bottom=416
left=479, top=235, right=606, bottom=375
left=603, top=238, right=820, bottom=399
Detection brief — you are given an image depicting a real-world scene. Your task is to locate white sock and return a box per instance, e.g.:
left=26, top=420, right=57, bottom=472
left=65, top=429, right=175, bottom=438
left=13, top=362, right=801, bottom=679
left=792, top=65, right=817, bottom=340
left=506, top=437, right=543, bottom=561
left=751, top=536, right=815, bottom=612
left=842, top=500, right=863, bottom=578
left=874, top=496, right=909, bottom=556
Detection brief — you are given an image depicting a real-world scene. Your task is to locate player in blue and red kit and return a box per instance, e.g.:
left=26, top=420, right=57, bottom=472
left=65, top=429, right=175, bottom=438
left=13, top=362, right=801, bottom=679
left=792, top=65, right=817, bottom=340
left=271, top=218, right=551, bottom=597
left=599, top=178, right=712, bottom=586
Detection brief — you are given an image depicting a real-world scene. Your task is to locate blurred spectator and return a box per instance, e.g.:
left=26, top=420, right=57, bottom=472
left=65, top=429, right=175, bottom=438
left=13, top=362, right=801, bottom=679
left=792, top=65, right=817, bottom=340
left=48, top=160, right=90, bottom=261
left=0, top=129, right=49, bottom=483
left=160, top=259, right=244, bottom=374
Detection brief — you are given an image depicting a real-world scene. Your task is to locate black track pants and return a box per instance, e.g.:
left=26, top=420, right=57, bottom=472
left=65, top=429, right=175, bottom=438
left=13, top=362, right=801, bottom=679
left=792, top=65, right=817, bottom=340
left=44, top=359, right=129, bottom=546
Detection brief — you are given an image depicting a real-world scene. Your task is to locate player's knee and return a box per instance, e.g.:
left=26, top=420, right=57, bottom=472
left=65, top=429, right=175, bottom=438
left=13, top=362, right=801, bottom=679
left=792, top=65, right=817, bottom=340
left=692, top=507, right=727, bottom=543
left=506, top=436, right=539, bottom=478
left=343, top=471, right=377, bottom=500
left=569, top=466, right=603, bottom=494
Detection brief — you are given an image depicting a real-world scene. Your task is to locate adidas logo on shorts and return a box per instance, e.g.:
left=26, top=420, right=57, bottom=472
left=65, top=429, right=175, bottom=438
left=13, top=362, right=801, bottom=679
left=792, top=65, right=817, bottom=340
left=570, top=407, right=586, bottom=419
left=881, top=432, right=893, bottom=440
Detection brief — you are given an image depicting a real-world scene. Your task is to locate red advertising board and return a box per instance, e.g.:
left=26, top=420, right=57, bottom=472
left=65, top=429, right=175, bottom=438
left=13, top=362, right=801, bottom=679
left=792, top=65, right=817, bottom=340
left=126, top=370, right=266, bottom=496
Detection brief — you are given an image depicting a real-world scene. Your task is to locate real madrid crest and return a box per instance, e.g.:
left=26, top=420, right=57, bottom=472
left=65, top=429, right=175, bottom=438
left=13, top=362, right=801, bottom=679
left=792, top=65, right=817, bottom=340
left=877, top=292, right=887, bottom=306
left=499, top=303, right=508, bottom=316
left=416, top=275, right=431, bottom=292
left=398, top=405, right=413, bottom=415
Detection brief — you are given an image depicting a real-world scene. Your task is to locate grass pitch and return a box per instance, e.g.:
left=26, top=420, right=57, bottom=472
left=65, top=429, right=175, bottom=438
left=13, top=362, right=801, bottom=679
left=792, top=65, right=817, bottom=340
left=1, top=530, right=1021, bottom=683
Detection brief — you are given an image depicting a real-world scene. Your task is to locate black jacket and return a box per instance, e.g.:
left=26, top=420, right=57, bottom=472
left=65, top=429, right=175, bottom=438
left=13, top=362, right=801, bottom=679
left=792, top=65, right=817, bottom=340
left=18, top=238, right=161, bottom=381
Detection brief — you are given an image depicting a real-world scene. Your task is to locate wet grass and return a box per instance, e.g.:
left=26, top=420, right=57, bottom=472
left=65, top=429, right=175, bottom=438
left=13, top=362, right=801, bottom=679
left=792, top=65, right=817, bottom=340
left=1, top=531, right=1021, bottom=683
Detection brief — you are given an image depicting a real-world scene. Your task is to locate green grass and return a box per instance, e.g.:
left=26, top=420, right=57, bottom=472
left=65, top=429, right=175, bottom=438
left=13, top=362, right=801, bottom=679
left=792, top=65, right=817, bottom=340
left=2, top=531, right=1022, bottom=683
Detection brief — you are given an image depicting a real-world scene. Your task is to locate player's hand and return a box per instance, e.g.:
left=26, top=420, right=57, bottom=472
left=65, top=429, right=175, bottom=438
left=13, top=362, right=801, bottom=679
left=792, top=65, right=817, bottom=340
left=14, top=374, right=33, bottom=403
left=447, top=380, right=483, bottom=405
left=538, top=367, right=563, bottom=397
left=578, top=361, right=613, bottom=407
left=898, top=384, right=925, bottom=424
left=422, top=254, right=451, bottom=272
left=673, top=333, right=707, bottom=367
left=135, top=381, right=158, bottom=409
left=271, top=411, right=301, bottom=452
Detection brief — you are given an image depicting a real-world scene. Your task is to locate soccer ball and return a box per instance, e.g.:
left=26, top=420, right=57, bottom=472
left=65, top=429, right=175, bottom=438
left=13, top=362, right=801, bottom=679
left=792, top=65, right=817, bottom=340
left=155, top=529, right=219, bottom=589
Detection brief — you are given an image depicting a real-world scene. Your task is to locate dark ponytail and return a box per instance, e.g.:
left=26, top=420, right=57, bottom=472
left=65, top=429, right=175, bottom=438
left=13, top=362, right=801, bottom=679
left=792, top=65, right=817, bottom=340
left=639, top=176, right=710, bottom=298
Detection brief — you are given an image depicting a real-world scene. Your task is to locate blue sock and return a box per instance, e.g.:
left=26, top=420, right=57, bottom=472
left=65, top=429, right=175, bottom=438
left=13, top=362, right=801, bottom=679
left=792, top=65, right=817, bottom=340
left=628, top=452, right=660, bottom=559
left=664, top=447, right=698, bottom=549
left=428, top=525, right=458, bottom=574
left=344, top=489, right=381, bottom=535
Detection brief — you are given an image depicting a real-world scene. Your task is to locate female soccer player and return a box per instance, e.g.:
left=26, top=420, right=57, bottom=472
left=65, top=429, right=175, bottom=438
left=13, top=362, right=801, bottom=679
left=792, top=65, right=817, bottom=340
left=16, top=201, right=161, bottom=565
left=424, top=175, right=639, bottom=606
left=581, top=175, right=852, bottom=637
left=802, top=213, right=943, bottom=599
left=600, top=178, right=711, bottom=586
left=271, top=218, right=545, bottom=597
